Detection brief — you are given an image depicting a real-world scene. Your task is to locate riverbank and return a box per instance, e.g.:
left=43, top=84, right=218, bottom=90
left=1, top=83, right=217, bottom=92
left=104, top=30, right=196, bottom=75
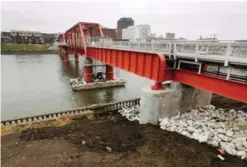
left=1, top=50, right=57, bottom=54
left=2, top=113, right=246, bottom=167
left=1, top=43, right=57, bottom=54
left=1, top=95, right=247, bottom=167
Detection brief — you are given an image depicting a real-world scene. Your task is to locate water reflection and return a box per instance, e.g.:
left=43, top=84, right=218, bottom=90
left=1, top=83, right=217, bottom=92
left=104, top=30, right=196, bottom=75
left=15, top=54, right=45, bottom=63
left=61, top=61, right=81, bottom=78
left=104, top=88, right=115, bottom=102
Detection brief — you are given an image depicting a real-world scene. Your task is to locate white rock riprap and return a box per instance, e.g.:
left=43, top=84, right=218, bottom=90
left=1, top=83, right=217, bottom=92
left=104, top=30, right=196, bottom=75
left=118, top=104, right=247, bottom=159
left=70, top=77, right=86, bottom=86
left=70, top=77, right=126, bottom=87
left=159, top=105, right=247, bottom=160
left=118, top=105, right=140, bottom=121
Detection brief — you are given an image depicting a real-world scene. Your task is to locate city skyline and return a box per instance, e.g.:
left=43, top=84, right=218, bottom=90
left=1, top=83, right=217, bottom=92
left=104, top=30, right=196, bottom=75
left=1, top=1, right=247, bottom=40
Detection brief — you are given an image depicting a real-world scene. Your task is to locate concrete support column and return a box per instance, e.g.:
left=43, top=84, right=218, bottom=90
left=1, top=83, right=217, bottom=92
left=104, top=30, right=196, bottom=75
left=75, top=54, right=79, bottom=62
left=83, top=58, right=93, bottom=83
left=140, top=87, right=181, bottom=125
left=195, top=89, right=213, bottom=108
left=170, top=82, right=212, bottom=109
left=139, top=82, right=212, bottom=125
left=105, top=65, right=114, bottom=81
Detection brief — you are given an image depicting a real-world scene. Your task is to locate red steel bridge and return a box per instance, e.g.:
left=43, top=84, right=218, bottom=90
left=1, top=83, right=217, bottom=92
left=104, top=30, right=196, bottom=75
left=58, top=22, right=247, bottom=103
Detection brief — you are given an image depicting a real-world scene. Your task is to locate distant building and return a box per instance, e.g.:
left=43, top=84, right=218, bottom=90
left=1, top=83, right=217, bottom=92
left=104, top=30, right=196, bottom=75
left=197, top=36, right=218, bottom=41
left=165, top=32, right=175, bottom=39
left=1, top=30, right=60, bottom=44
left=102, top=28, right=117, bottom=40
left=117, top=17, right=134, bottom=39
left=84, top=26, right=117, bottom=40
left=177, top=37, right=187, bottom=41
left=1, top=35, right=12, bottom=43
left=122, top=25, right=151, bottom=41
left=43, top=33, right=60, bottom=44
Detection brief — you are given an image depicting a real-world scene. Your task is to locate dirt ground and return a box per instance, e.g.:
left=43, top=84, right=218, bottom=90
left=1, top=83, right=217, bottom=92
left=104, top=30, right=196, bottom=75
left=211, top=95, right=247, bottom=112
left=2, top=95, right=247, bottom=167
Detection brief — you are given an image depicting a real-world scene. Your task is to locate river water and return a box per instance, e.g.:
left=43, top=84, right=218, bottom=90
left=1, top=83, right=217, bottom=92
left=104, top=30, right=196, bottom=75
left=1, top=54, right=153, bottom=120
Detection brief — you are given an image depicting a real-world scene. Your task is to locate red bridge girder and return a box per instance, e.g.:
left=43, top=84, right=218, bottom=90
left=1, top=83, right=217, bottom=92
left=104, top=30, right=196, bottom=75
left=59, top=21, right=247, bottom=103
left=86, top=47, right=247, bottom=103
left=174, top=70, right=247, bottom=103
left=68, top=47, right=170, bottom=90
left=87, top=47, right=167, bottom=83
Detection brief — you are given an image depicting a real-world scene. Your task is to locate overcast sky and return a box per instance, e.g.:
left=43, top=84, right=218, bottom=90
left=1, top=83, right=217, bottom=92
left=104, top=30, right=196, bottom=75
left=1, top=0, right=247, bottom=40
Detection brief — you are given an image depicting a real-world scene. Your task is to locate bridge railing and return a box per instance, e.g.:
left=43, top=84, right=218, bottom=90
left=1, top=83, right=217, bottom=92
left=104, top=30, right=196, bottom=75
left=87, top=39, right=247, bottom=65
left=61, top=35, right=247, bottom=65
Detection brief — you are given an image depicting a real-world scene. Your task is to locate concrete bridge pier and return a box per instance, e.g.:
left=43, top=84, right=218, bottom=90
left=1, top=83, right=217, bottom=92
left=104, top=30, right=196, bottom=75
left=83, top=59, right=115, bottom=83
left=83, top=58, right=93, bottom=83
left=75, top=59, right=125, bottom=90
left=139, top=82, right=212, bottom=125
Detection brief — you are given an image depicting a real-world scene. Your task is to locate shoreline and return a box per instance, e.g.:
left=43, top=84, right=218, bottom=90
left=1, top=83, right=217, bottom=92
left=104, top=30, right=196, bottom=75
left=1, top=50, right=57, bottom=54
left=2, top=108, right=246, bottom=167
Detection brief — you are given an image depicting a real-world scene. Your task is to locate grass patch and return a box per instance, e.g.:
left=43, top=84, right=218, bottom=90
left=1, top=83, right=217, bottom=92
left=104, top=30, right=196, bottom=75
left=1, top=43, right=50, bottom=52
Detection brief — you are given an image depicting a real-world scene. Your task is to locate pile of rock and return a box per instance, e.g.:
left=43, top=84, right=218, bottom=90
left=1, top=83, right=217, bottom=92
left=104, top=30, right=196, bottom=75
left=70, top=77, right=86, bottom=86
left=118, top=105, right=140, bottom=121
left=118, top=104, right=247, bottom=159
left=159, top=105, right=247, bottom=159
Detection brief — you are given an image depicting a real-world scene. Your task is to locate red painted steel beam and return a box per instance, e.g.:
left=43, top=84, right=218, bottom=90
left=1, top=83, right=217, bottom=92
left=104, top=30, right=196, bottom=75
left=66, top=22, right=102, bottom=33
left=62, top=33, right=66, bottom=42
left=174, top=70, right=247, bottom=103
left=105, top=65, right=114, bottom=81
left=98, top=24, right=104, bottom=37
left=65, top=22, right=105, bottom=54
left=73, top=31, right=76, bottom=52
left=68, top=48, right=85, bottom=56
left=78, top=23, right=87, bottom=54
left=86, top=47, right=166, bottom=86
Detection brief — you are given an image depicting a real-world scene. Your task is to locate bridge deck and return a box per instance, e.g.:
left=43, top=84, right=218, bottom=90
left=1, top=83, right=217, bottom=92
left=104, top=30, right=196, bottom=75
left=87, top=40, right=247, bottom=66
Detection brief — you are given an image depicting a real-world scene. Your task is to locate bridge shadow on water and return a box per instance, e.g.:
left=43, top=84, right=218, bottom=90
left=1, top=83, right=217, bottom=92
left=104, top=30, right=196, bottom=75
left=60, top=60, right=81, bottom=78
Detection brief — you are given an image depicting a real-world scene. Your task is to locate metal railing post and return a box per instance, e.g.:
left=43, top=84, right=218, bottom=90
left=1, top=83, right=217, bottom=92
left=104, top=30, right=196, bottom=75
left=173, top=42, right=176, bottom=59
left=224, top=43, right=233, bottom=66
left=195, top=43, right=199, bottom=62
